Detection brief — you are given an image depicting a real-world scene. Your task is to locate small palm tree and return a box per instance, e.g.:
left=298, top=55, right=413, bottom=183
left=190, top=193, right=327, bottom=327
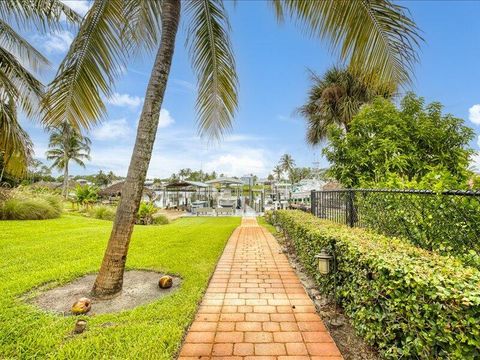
left=272, top=165, right=283, bottom=182
left=279, top=154, right=296, bottom=182
left=299, top=67, right=395, bottom=145
left=0, top=1, right=79, bottom=178
left=46, top=123, right=91, bottom=197
left=45, top=0, right=421, bottom=298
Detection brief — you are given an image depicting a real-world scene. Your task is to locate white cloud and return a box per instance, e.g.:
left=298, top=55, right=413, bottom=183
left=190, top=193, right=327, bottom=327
left=158, top=109, right=175, bottom=128
left=204, top=150, right=268, bottom=176
left=92, top=118, right=131, bottom=141
left=107, top=92, right=143, bottom=109
left=40, top=30, right=73, bottom=54
left=61, top=0, right=92, bottom=16
left=469, top=104, right=480, bottom=124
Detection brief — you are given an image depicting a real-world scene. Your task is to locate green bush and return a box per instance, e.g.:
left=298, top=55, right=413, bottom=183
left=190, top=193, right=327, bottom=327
left=88, top=205, right=116, bottom=221
left=355, top=191, right=480, bottom=268
left=74, top=185, right=98, bottom=208
left=0, top=196, right=62, bottom=220
left=137, top=202, right=156, bottom=225
left=267, top=210, right=480, bottom=359
left=152, top=214, right=169, bottom=225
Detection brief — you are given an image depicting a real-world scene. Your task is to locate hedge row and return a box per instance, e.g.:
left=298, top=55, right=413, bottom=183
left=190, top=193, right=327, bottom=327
left=267, top=210, right=480, bottom=359
left=355, top=192, right=480, bottom=268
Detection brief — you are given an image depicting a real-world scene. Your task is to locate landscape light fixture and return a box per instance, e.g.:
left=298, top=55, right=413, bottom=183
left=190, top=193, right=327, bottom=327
left=315, top=249, right=332, bottom=275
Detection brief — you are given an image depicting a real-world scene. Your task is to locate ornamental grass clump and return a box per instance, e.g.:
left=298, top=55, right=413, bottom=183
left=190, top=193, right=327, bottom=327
left=267, top=210, right=480, bottom=359
left=87, top=205, right=117, bottom=221
left=0, top=189, right=62, bottom=220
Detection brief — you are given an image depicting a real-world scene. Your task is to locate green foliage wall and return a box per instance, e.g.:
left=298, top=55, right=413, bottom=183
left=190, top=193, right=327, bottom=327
left=354, top=191, right=480, bottom=268
left=268, top=210, right=480, bottom=359
left=324, top=93, right=475, bottom=187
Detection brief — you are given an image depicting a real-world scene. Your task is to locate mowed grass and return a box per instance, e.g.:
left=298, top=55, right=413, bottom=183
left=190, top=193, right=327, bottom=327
left=0, top=215, right=240, bottom=359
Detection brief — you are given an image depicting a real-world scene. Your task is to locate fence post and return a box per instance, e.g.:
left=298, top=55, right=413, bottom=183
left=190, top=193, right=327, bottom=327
left=346, top=190, right=355, bottom=227
left=310, top=190, right=316, bottom=216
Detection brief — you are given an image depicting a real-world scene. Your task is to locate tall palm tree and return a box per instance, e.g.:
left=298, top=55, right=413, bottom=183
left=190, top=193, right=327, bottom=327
left=0, top=1, right=80, bottom=178
left=299, top=67, right=395, bottom=145
left=46, top=123, right=91, bottom=197
left=45, top=0, right=421, bottom=298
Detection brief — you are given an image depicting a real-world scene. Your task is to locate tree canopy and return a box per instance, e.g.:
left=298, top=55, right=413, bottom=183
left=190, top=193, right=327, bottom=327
left=324, top=93, right=475, bottom=188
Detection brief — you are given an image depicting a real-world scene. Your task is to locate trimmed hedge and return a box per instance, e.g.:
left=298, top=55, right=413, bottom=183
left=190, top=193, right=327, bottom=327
left=267, top=210, right=480, bottom=359
left=355, top=192, right=480, bottom=268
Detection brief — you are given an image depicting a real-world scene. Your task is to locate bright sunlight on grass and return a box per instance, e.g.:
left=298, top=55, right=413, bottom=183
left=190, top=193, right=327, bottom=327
left=0, top=215, right=240, bottom=359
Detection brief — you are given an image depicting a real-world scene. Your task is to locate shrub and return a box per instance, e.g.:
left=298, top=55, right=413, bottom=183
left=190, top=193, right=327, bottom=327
left=152, top=214, right=169, bottom=225
left=136, top=202, right=156, bottom=225
left=74, top=185, right=98, bottom=208
left=355, top=191, right=480, bottom=268
left=268, top=210, right=480, bottom=359
left=0, top=196, right=62, bottom=220
left=88, top=205, right=116, bottom=221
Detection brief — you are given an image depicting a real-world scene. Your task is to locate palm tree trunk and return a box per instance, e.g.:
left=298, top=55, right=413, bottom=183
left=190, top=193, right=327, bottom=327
left=62, top=161, right=69, bottom=198
left=92, top=0, right=181, bottom=298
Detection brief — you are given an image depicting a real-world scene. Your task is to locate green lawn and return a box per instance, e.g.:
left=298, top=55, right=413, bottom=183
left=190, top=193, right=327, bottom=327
left=0, top=215, right=240, bottom=359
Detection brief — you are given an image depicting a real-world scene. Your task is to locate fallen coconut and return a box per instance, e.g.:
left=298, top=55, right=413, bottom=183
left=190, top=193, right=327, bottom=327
left=73, top=319, right=87, bottom=334
left=71, top=297, right=91, bottom=315
left=158, top=275, right=173, bottom=289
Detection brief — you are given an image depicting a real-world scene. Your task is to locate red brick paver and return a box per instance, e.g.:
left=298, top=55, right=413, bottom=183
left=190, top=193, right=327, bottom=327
left=178, top=217, right=343, bottom=359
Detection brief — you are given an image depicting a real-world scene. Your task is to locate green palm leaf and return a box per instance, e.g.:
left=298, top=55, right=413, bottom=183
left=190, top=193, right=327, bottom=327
left=0, top=46, right=44, bottom=118
left=44, top=0, right=126, bottom=129
left=0, top=96, right=33, bottom=177
left=0, top=0, right=81, bottom=31
left=123, top=0, right=163, bottom=52
left=272, top=0, right=422, bottom=85
left=186, top=0, right=239, bottom=139
left=0, top=19, right=50, bottom=73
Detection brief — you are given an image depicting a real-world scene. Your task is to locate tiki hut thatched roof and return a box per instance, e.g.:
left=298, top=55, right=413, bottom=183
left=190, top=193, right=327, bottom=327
left=98, top=181, right=124, bottom=197
left=322, top=180, right=342, bottom=191
left=98, top=181, right=155, bottom=199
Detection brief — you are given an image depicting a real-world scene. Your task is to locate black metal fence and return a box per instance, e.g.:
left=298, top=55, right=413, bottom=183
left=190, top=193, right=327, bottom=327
left=310, top=189, right=480, bottom=263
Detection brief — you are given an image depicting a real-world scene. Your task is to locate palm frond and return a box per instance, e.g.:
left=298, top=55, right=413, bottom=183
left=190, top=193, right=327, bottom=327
left=186, top=0, right=239, bottom=139
left=0, top=19, right=50, bottom=73
left=0, top=0, right=81, bottom=31
left=44, top=0, right=126, bottom=129
left=0, top=95, right=33, bottom=177
left=0, top=46, right=44, bottom=118
left=274, top=0, right=422, bottom=85
left=123, top=0, right=163, bottom=53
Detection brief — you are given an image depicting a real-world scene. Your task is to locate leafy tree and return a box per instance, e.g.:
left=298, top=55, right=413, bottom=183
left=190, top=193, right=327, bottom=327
left=290, top=167, right=313, bottom=184
left=46, top=122, right=91, bottom=197
left=95, top=170, right=110, bottom=187
left=324, top=93, right=475, bottom=187
left=0, top=2, right=79, bottom=178
left=298, top=67, right=395, bottom=145
left=45, top=0, right=421, bottom=298
left=26, top=158, right=54, bottom=183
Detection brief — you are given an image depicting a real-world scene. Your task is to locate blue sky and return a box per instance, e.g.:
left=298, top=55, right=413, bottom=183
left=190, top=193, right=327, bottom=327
left=22, top=0, right=480, bottom=178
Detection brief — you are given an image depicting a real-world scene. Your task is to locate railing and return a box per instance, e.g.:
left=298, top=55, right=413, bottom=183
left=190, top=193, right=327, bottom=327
left=310, top=189, right=480, bottom=263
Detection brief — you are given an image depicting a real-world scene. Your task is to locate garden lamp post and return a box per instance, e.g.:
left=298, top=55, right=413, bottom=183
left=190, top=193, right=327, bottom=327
left=315, top=249, right=333, bottom=275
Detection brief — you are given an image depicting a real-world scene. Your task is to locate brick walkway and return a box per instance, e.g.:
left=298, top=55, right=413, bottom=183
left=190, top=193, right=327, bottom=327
left=178, top=217, right=343, bottom=359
